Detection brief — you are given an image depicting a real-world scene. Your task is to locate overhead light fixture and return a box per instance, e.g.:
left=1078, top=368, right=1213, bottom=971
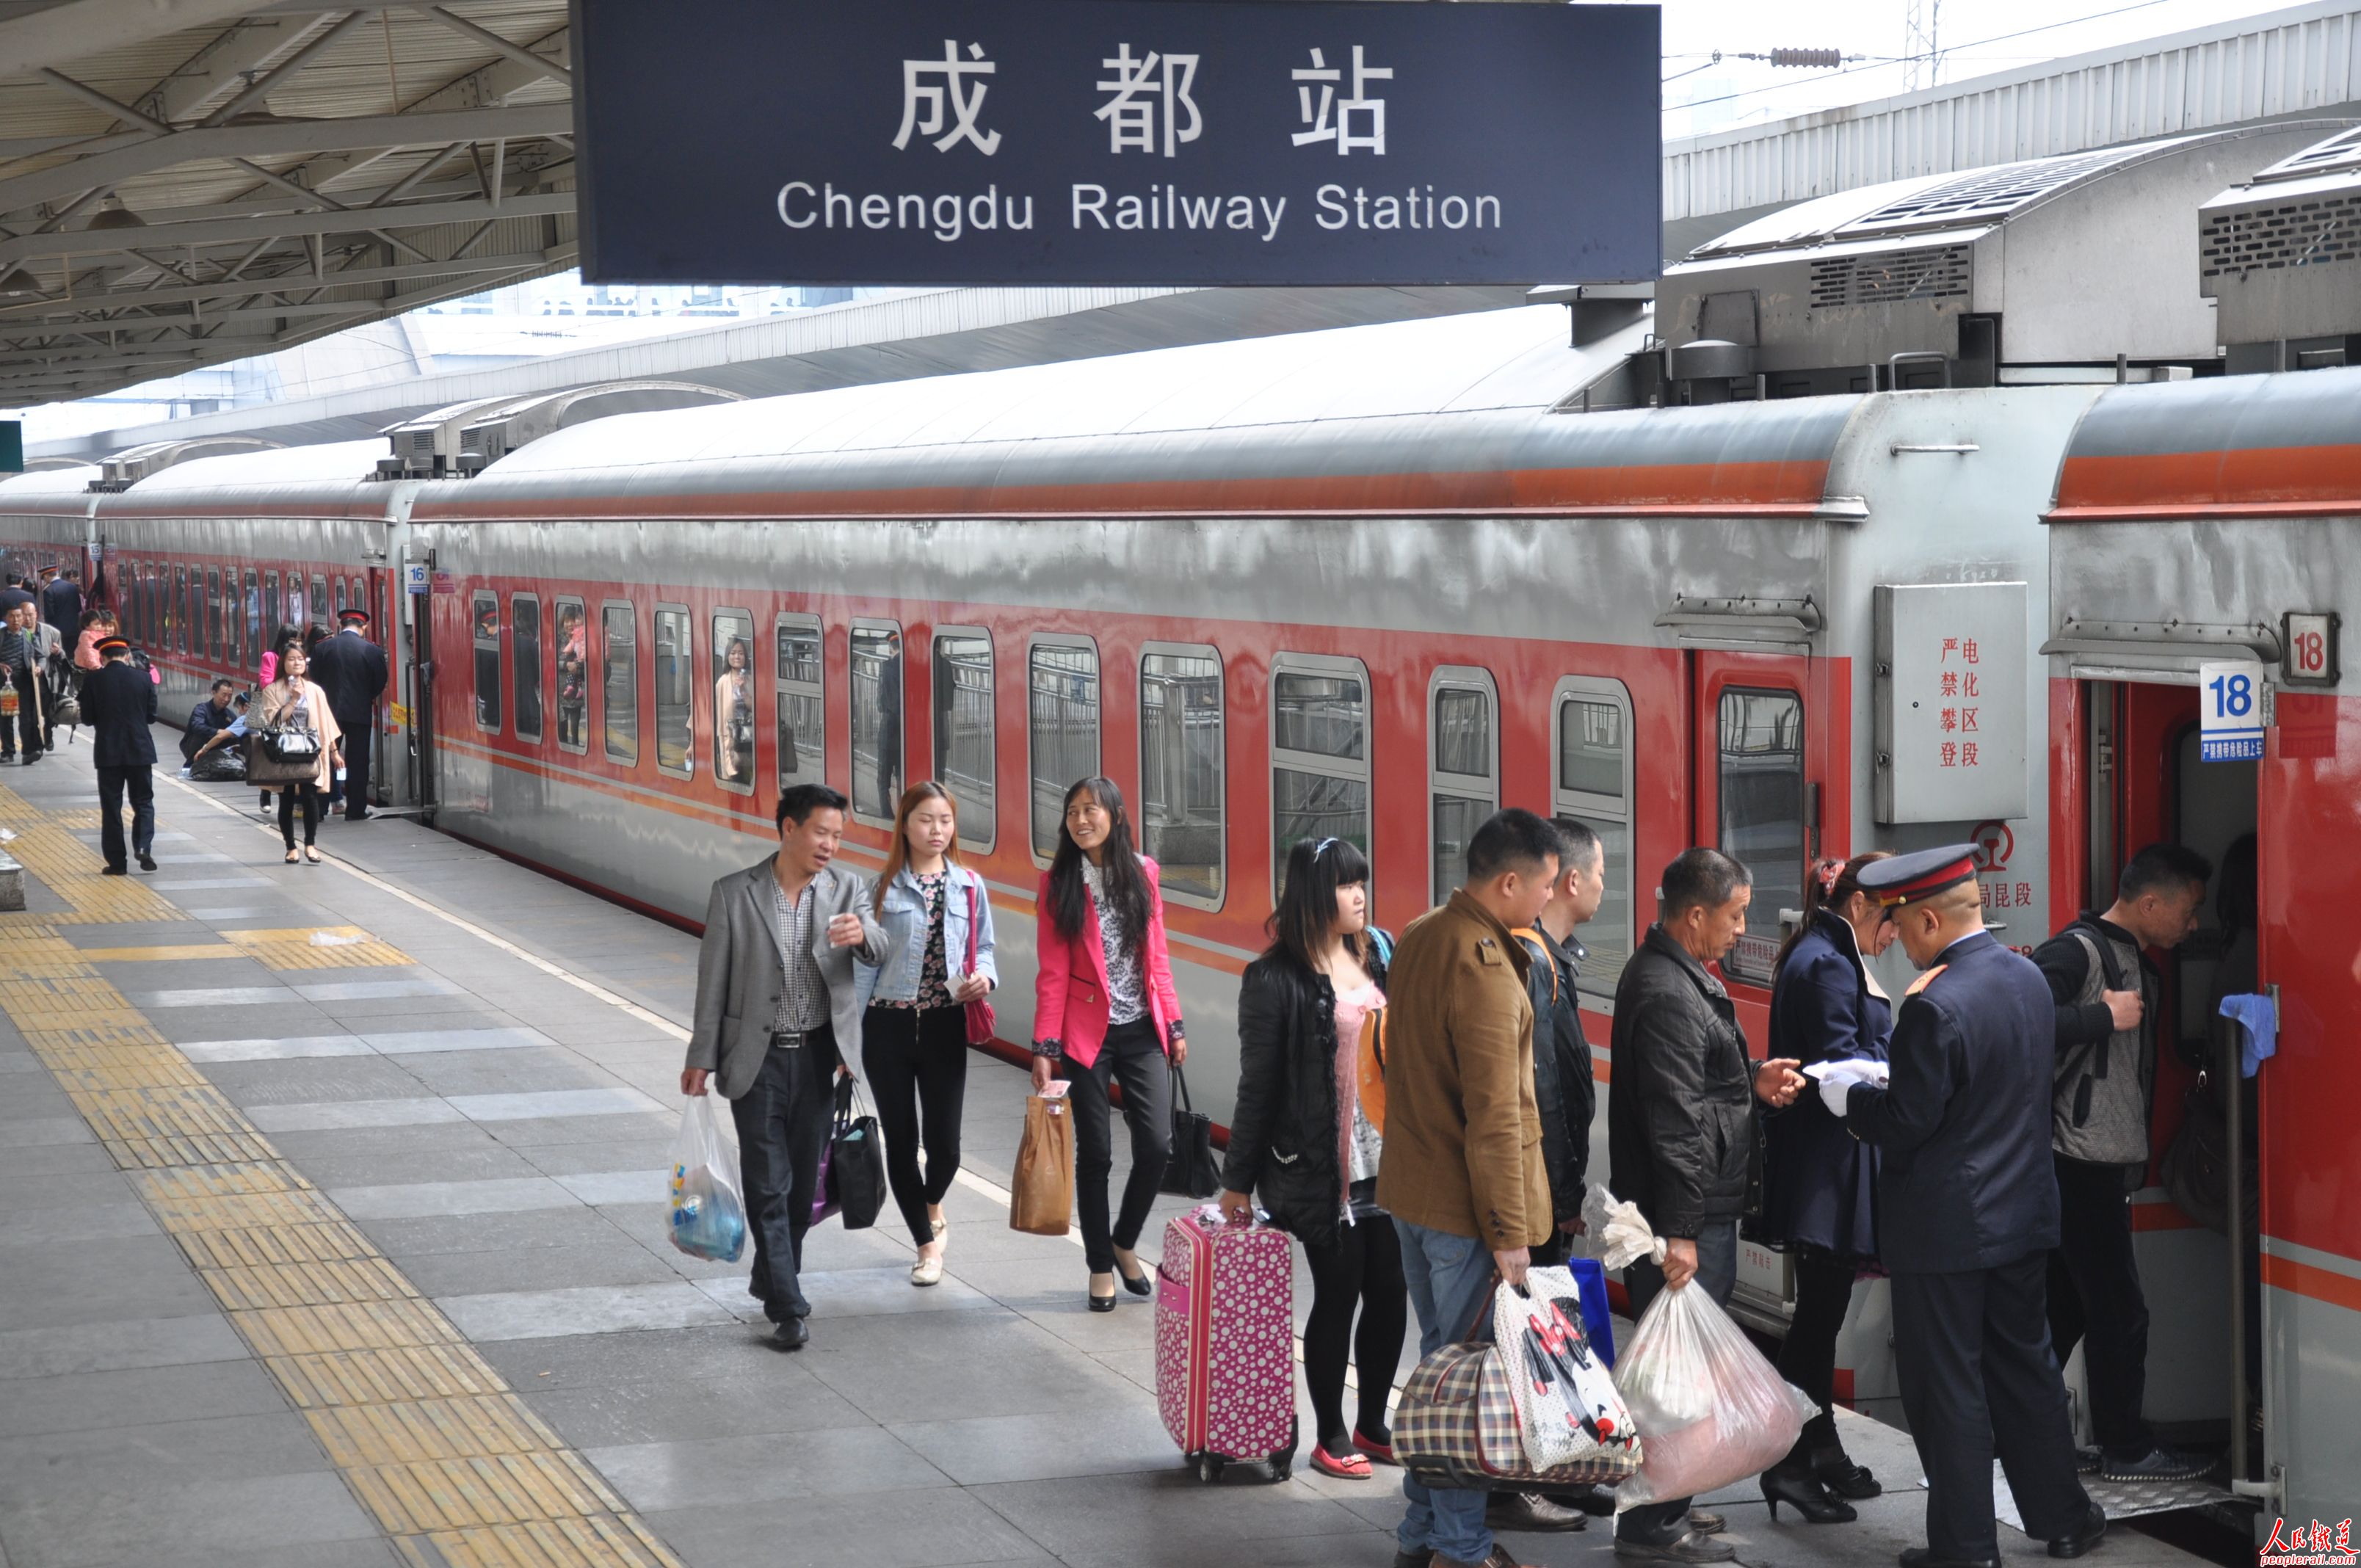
left=84, top=196, right=147, bottom=231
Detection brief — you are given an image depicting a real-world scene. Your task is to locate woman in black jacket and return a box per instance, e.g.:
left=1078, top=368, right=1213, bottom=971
left=1755, top=851, right=1895, bottom=1522
left=1217, top=835, right=1401, bottom=1481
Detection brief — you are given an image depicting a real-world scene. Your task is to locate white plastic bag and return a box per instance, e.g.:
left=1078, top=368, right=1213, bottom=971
left=1492, top=1268, right=1639, bottom=1473
left=668, top=1094, right=747, bottom=1263
left=1583, top=1183, right=1667, bottom=1271
left=1611, top=1270, right=1813, bottom=1510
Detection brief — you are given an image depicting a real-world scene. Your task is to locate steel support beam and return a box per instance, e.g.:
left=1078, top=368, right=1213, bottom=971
left=0, top=189, right=571, bottom=264
left=0, top=0, right=284, bottom=79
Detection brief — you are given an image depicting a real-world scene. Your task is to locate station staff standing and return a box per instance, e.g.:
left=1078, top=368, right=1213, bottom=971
left=81, top=636, right=158, bottom=874
left=306, top=608, right=388, bottom=820
left=1826, top=847, right=2104, bottom=1568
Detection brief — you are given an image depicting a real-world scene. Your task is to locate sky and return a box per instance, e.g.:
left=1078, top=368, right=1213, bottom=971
left=1658, top=0, right=2319, bottom=139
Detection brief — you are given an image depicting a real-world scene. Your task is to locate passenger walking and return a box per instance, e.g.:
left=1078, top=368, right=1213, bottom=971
left=1755, top=852, right=1896, bottom=1522
left=1029, top=776, right=1185, bottom=1312
left=256, top=626, right=302, bottom=813
left=715, top=637, right=754, bottom=783
left=306, top=608, right=388, bottom=820
left=1, top=603, right=46, bottom=763
left=2036, top=843, right=2214, bottom=1482
left=1828, top=848, right=2105, bottom=1567
left=855, top=783, right=997, bottom=1287
left=1216, top=835, right=1406, bottom=1481
left=248, top=645, right=342, bottom=864
left=81, top=636, right=157, bottom=876
left=682, top=783, right=883, bottom=1351
left=1606, top=847, right=1804, bottom=1564
left=1376, top=807, right=1560, bottom=1568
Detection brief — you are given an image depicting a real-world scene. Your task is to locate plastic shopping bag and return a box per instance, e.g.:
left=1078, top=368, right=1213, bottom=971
left=1492, top=1269, right=1640, bottom=1473
left=1009, top=1090, right=1075, bottom=1235
left=668, top=1094, right=747, bottom=1263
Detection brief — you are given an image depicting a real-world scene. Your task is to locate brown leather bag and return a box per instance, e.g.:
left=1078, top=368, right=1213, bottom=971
left=1009, top=1092, right=1074, bottom=1236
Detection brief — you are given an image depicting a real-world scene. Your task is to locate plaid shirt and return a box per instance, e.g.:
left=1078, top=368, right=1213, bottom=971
left=770, top=876, right=830, bottom=1037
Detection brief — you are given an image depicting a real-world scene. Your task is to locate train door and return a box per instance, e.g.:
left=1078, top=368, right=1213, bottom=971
left=2075, top=678, right=2255, bottom=1492
left=1691, top=647, right=1814, bottom=1328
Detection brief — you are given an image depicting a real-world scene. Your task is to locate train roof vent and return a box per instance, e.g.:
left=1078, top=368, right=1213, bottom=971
left=1839, top=147, right=2151, bottom=234
left=2199, top=122, right=2361, bottom=368
left=90, top=435, right=280, bottom=492
left=457, top=381, right=744, bottom=467
left=1807, top=245, right=1971, bottom=308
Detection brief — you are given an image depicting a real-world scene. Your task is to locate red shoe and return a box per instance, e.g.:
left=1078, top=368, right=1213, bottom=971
left=1311, top=1444, right=1374, bottom=1479
left=1354, top=1429, right=1399, bottom=1466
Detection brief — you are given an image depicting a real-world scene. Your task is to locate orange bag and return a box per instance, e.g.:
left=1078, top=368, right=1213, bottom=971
left=1010, top=1092, right=1074, bottom=1236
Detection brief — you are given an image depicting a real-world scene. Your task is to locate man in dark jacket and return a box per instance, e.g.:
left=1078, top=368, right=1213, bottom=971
left=82, top=636, right=158, bottom=874
left=1, top=602, right=46, bottom=763
left=1607, top=846, right=1802, bottom=1564
left=1831, top=847, right=2103, bottom=1567
left=2034, top=843, right=2212, bottom=1484
left=305, top=609, right=388, bottom=819
left=39, top=566, right=80, bottom=639
left=181, top=679, right=241, bottom=766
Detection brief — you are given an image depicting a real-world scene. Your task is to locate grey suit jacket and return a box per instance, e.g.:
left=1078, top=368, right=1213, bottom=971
left=688, top=856, right=885, bottom=1100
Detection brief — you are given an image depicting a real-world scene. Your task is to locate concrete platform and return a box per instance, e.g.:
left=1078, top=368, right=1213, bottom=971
left=0, top=729, right=2226, bottom=1568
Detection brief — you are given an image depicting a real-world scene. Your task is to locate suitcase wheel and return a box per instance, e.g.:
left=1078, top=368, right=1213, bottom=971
left=1194, top=1453, right=1227, bottom=1484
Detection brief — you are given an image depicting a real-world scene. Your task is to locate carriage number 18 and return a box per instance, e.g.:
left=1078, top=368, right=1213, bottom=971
left=2208, top=671, right=2254, bottom=719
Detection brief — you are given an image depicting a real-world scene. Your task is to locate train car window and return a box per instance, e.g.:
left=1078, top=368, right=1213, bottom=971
left=554, top=597, right=589, bottom=754
left=601, top=602, right=639, bottom=766
left=171, top=566, right=184, bottom=653
left=1029, top=637, right=1100, bottom=862
left=264, top=572, right=280, bottom=649
left=471, top=592, right=503, bottom=733
left=849, top=621, right=904, bottom=825
left=1716, top=686, right=1805, bottom=986
left=285, top=572, right=304, bottom=630
left=712, top=610, right=755, bottom=794
left=1553, top=678, right=1636, bottom=995
left=775, top=614, right=824, bottom=794
left=310, top=576, right=327, bottom=631
left=243, top=570, right=261, bottom=669
left=1429, top=666, right=1500, bottom=907
left=1270, top=653, right=1371, bottom=900
left=334, top=578, right=347, bottom=622
left=653, top=606, right=694, bottom=778
left=1140, top=644, right=1224, bottom=908
left=932, top=629, right=995, bottom=849
left=206, top=568, right=222, bottom=662
left=512, top=596, right=543, bottom=744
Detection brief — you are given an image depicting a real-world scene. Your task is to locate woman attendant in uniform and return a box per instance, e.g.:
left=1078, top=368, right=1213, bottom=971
left=1756, top=851, right=1895, bottom=1524
left=714, top=638, right=754, bottom=783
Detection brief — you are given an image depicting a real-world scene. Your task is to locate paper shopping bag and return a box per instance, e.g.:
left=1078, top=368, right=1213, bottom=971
left=1010, top=1092, right=1074, bottom=1235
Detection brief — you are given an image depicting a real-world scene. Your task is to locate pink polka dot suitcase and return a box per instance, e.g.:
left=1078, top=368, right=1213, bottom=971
left=1154, top=1207, right=1298, bottom=1481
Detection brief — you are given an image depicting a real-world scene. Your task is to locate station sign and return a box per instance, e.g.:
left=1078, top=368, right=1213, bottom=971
left=570, top=0, right=1663, bottom=286
left=2199, top=659, right=2268, bottom=762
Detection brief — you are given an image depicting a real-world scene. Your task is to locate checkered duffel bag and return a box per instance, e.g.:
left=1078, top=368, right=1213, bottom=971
left=1396, top=1340, right=1643, bottom=1492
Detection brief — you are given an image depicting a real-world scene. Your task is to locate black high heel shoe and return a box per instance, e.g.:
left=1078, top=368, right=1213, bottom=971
left=1087, top=1291, right=1117, bottom=1313
left=1114, top=1256, right=1153, bottom=1296
left=1761, top=1467, right=1857, bottom=1524
left=1811, top=1448, right=1883, bottom=1499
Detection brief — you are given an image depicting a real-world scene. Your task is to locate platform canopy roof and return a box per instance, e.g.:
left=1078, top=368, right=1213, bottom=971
left=0, top=0, right=573, bottom=406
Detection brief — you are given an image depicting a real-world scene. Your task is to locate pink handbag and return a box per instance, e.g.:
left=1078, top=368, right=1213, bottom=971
left=962, top=881, right=996, bottom=1045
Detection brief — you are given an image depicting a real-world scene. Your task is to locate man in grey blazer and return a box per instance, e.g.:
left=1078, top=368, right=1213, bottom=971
left=683, top=783, right=884, bottom=1351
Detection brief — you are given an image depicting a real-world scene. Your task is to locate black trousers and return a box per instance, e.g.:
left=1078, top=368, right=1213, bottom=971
left=278, top=781, right=322, bottom=848
left=1062, top=1017, right=1172, bottom=1274
left=1300, top=1205, right=1408, bottom=1449
left=1893, top=1255, right=2092, bottom=1559
left=95, top=765, right=155, bottom=870
left=1777, top=1244, right=1860, bottom=1463
left=1617, top=1219, right=1739, bottom=1544
left=2047, top=1153, right=2152, bottom=1459
left=730, top=1028, right=838, bottom=1323
left=10, top=665, right=40, bottom=758
left=338, top=719, right=371, bottom=816
left=863, top=1001, right=968, bottom=1248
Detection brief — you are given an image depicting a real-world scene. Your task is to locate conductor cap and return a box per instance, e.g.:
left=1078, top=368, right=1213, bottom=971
left=1856, top=844, right=1980, bottom=907
left=96, top=635, right=129, bottom=656
left=338, top=607, right=371, bottom=625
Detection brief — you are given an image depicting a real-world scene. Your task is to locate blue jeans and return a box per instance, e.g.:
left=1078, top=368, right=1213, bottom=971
left=1395, top=1219, right=1498, bottom=1566
left=1617, top=1219, right=1740, bottom=1544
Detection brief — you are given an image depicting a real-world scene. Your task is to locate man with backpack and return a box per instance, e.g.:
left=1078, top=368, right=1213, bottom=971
left=2034, top=843, right=2213, bottom=1483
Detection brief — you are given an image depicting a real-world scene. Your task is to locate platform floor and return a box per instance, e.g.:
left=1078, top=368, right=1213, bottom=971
left=0, top=731, right=2221, bottom=1568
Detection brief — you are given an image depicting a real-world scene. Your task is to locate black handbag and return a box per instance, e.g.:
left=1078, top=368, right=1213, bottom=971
left=258, top=722, right=322, bottom=766
left=828, top=1075, right=888, bottom=1230
left=1161, top=1063, right=1221, bottom=1199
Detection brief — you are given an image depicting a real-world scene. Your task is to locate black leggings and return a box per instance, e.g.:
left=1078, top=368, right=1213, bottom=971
left=278, top=781, right=321, bottom=848
left=1776, top=1243, right=1859, bottom=1465
left=1062, top=1019, right=1171, bottom=1274
left=1300, top=1208, right=1407, bottom=1451
left=862, top=1002, right=969, bottom=1248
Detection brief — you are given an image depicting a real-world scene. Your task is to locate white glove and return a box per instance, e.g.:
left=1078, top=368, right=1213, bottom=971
left=1820, top=1075, right=1854, bottom=1117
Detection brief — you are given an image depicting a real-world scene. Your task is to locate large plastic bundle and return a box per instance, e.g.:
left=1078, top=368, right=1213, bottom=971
left=668, top=1095, right=747, bottom=1263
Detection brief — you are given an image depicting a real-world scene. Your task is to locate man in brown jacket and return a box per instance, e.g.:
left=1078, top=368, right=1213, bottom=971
left=1377, top=807, right=1560, bottom=1568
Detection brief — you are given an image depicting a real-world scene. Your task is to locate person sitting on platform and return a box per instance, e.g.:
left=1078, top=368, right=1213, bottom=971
left=183, top=679, right=241, bottom=766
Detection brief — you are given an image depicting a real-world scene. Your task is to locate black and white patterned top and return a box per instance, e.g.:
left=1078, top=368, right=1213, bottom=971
left=873, top=869, right=954, bottom=1011
left=770, top=876, right=828, bottom=1037
left=1080, top=860, right=1146, bottom=1026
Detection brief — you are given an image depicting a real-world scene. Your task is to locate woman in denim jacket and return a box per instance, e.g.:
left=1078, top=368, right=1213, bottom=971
left=855, top=782, right=997, bottom=1285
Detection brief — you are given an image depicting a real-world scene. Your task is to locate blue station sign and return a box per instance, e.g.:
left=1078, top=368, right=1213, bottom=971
left=570, top=0, right=1662, bottom=286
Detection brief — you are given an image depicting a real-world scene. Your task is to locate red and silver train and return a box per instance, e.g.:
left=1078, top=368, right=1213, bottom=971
left=5, top=124, right=2357, bottom=1534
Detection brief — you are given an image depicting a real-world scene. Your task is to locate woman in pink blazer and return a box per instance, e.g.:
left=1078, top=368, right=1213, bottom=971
left=1030, top=775, right=1186, bottom=1311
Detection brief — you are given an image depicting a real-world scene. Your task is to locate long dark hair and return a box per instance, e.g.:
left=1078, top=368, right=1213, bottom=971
left=1774, top=850, right=1894, bottom=974
left=1266, top=835, right=1373, bottom=975
left=1048, top=776, right=1151, bottom=950
left=874, top=780, right=960, bottom=919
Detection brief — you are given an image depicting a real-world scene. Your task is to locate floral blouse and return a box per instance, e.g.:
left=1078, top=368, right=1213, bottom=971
left=874, top=869, right=955, bottom=1010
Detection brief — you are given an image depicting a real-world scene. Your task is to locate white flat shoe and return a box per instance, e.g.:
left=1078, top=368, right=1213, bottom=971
left=910, top=1254, right=943, bottom=1288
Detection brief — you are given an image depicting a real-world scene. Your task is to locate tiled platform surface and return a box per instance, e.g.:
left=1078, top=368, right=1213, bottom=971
left=0, top=728, right=2219, bottom=1568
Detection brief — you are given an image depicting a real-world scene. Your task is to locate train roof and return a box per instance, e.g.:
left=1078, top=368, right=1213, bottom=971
left=94, top=439, right=410, bottom=520
left=416, top=306, right=1863, bottom=522
left=0, top=463, right=101, bottom=516
left=2048, top=365, right=2361, bottom=520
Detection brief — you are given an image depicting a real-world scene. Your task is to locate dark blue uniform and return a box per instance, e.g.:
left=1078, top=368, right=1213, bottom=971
left=1845, top=929, right=2093, bottom=1562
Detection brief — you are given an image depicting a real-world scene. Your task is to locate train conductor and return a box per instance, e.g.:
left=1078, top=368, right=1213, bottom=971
left=1821, top=846, right=2105, bottom=1568
left=307, top=607, right=388, bottom=821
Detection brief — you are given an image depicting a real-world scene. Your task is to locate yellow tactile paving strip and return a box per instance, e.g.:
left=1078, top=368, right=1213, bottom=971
left=76, top=928, right=415, bottom=969
left=0, top=785, right=684, bottom=1568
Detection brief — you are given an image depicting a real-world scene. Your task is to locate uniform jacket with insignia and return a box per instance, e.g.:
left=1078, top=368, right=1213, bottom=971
left=1843, top=929, right=2062, bottom=1273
